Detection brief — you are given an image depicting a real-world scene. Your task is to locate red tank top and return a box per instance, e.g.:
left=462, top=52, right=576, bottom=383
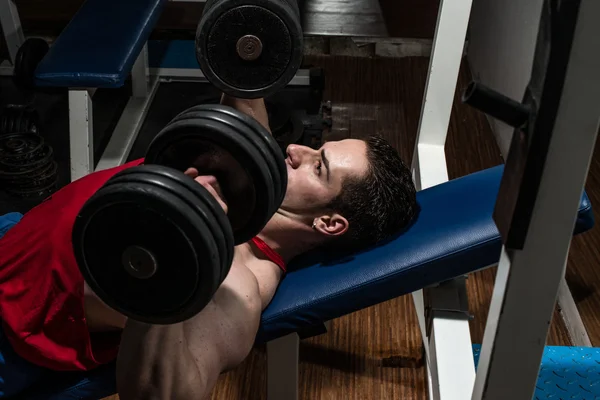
left=0, top=159, right=285, bottom=371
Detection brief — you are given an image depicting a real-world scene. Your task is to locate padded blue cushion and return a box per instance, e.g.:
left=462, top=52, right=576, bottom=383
left=256, top=165, right=595, bottom=343
left=34, top=0, right=168, bottom=88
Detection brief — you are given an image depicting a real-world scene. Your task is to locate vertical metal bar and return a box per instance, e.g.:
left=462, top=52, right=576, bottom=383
left=131, top=43, right=149, bottom=99
left=267, top=333, right=299, bottom=400
left=68, top=89, right=94, bottom=182
left=0, top=0, right=25, bottom=64
left=427, top=279, right=476, bottom=400
left=472, top=1, right=600, bottom=397
left=408, top=0, right=474, bottom=398
left=410, top=0, right=473, bottom=191
left=95, top=74, right=160, bottom=171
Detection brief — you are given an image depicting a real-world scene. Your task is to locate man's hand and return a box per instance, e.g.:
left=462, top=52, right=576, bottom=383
left=220, top=94, right=271, bottom=135
left=184, top=168, right=228, bottom=214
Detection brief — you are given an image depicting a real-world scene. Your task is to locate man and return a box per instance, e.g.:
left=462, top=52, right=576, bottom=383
left=0, top=94, right=417, bottom=399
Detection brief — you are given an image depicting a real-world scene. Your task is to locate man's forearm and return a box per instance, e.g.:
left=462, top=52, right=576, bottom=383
left=220, top=94, right=271, bottom=133
left=116, top=320, right=205, bottom=400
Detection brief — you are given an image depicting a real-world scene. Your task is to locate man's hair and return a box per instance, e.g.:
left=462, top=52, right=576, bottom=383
left=326, top=135, right=418, bottom=252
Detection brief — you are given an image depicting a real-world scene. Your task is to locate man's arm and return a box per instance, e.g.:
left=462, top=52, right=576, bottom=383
left=116, top=321, right=211, bottom=400
left=116, top=263, right=263, bottom=400
left=220, top=94, right=271, bottom=134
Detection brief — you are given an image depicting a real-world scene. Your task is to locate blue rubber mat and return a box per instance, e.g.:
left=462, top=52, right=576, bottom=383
left=473, top=344, right=600, bottom=399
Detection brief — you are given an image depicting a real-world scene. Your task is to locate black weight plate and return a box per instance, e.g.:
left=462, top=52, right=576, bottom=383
left=6, top=176, right=57, bottom=198
left=199, top=104, right=287, bottom=208
left=206, top=5, right=291, bottom=91
left=0, top=143, right=52, bottom=173
left=196, top=0, right=303, bottom=98
left=147, top=119, right=274, bottom=245
left=73, top=176, right=220, bottom=324
left=172, top=104, right=287, bottom=209
left=13, top=38, right=49, bottom=90
left=106, top=168, right=227, bottom=288
left=145, top=119, right=265, bottom=239
left=0, top=159, right=56, bottom=187
left=169, top=105, right=284, bottom=214
left=155, top=166, right=234, bottom=284
left=145, top=118, right=275, bottom=245
left=103, top=168, right=227, bottom=299
left=112, top=165, right=234, bottom=286
left=0, top=133, right=44, bottom=163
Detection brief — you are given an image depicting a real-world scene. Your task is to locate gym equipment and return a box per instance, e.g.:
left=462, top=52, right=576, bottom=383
left=72, top=105, right=287, bottom=325
left=0, top=104, right=41, bottom=135
left=13, top=38, right=49, bottom=90
left=33, top=0, right=169, bottom=182
left=0, top=133, right=58, bottom=198
left=34, top=0, right=168, bottom=89
left=196, top=0, right=304, bottom=98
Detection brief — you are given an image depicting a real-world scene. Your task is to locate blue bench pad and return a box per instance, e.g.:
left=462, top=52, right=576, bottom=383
left=34, top=0, right=167, bottom=88
left=256, top=165, right=594, bottom=343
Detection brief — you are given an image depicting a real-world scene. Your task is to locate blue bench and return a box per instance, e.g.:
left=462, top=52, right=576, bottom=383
left=33, top=0, right=168, bottom=184
left=35, top=0, right=167, bottom=88
left=11, top=164, right=594, bottom=399
left=258, top=164, right=593, bottom=342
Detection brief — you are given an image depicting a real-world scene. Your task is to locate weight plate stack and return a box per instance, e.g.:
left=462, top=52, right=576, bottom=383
left=196, top=0, right=303, bottom=98
left=0, top=133, right=58, bottom=198
left=146, top=104, right=287, bottom=245
left=72, top=165, right=229, bottom=325
left=13, top=38, right=49, bottom=91
left=0, top=104, right=41, bottom=135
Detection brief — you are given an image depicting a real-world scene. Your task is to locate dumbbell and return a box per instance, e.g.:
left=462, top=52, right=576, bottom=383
left=196, top=0, right=303, bottom=98
left=72, top=105, right=287, bottom=324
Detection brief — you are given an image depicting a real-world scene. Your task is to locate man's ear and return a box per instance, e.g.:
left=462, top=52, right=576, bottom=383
left=313, top=214, right=349, bottom=236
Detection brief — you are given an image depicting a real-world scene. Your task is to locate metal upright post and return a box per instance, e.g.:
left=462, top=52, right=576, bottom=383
left=469, top=0, right=600, bottom=398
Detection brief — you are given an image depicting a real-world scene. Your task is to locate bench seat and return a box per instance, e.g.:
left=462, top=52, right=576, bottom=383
left=34, top=0, right=168, bottom=88
left=256, top=164, right=594, bottom=343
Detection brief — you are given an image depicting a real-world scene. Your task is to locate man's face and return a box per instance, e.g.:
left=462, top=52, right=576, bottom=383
left=281, top=139, right=368, bottom=215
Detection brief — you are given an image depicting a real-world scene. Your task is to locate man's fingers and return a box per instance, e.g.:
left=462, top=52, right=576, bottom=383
left=194, top=175, right=217, bottom=187
left=194, top=175, right=228, bottom=214
left=183, top=170, right=227, bottom=213
left=184, top=168, right=199, bottom=178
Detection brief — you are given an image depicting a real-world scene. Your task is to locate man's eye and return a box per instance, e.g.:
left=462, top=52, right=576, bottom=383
left=315, top=161, right=322, bottom=174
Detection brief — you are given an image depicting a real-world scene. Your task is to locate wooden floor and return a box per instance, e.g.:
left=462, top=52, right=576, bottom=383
left=102, top=53, right=595, bottom=400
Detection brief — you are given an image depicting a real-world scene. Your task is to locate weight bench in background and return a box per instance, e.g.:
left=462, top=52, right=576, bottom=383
left=33, top=0, right=168, bottom=183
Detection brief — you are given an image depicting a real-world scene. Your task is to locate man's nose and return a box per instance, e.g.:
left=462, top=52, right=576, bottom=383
left=286, top=144, right=313, bottom=165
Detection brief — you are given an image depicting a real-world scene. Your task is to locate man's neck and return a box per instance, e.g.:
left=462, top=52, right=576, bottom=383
left=253, top=212, right=317, bottom=263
